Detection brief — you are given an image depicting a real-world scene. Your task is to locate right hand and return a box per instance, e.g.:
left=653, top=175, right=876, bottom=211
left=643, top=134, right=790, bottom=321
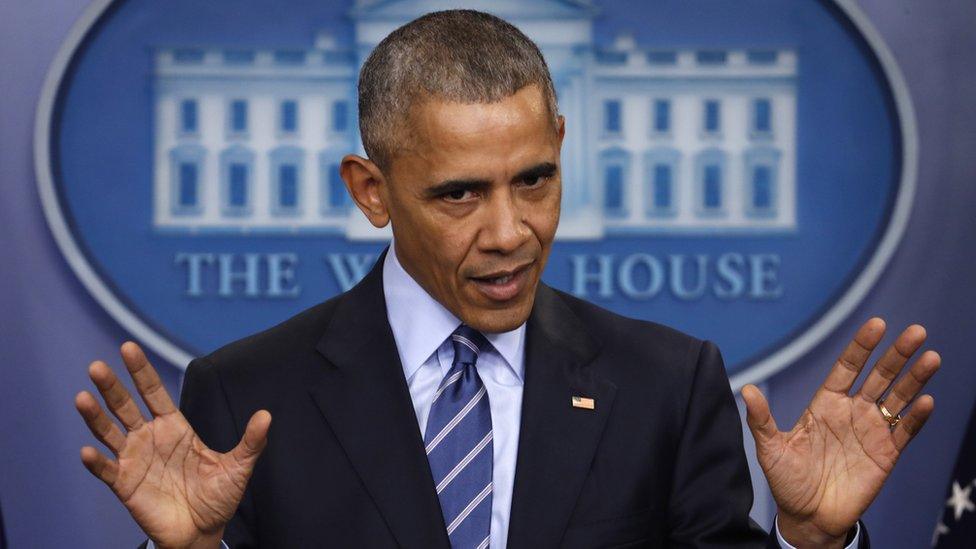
left=74, top=341, right=271, bottom=549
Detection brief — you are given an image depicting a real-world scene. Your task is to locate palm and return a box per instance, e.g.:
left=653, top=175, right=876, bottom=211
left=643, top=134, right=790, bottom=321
left=76, top=343, right=270, bottom=548
left=759, top=390, right=899, bottom=533
left=743, top=319, right=939, bottom=542
left=115, top=413, right=251, bottom=544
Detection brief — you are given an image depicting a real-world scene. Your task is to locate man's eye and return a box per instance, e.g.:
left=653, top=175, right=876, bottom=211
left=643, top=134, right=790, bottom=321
left=444, top=189, right=473, bottom=201
left=521, top=174, right=551, bottom=187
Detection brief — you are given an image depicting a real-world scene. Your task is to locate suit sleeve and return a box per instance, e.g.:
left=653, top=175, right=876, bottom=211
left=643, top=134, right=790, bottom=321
left=178, top=357, right=258, bottom=548
left=664, top=339, right=768, bottom=547
left=665, top=341, right=870, bottom=548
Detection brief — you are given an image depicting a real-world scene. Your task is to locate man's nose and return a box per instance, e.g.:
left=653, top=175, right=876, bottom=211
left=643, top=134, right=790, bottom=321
left=480, top=190, right=532, bottom=253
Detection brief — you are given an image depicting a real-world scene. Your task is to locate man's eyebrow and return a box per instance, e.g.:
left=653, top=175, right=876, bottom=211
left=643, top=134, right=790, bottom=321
left=424, top=178, right=493, bottom=198
left=514, top=162, right=558, bottom=182
left=424, top=162, right=559, bottom=198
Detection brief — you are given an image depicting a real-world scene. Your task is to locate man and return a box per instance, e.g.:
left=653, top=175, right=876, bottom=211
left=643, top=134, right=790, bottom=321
left=74, top=10, right=940, bottom=548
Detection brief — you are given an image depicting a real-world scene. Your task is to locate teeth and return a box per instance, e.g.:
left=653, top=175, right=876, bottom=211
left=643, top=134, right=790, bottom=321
left=490, top=275, right=513, bottom=284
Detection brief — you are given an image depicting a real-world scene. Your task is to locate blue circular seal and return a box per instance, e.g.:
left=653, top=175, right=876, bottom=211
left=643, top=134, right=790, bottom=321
left=36, top=0, right=916, bottom=387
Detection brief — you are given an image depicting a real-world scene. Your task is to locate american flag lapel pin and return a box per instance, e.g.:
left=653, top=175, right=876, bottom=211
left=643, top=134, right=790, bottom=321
left=572, top=395, right=595, bottom=410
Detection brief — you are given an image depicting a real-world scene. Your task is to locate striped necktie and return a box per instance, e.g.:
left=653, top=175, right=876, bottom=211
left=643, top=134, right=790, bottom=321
left=424, top=325, right=493, bottom=549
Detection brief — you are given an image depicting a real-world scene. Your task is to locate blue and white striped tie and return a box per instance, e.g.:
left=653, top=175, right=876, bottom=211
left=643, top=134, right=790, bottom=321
left=424, top=325, right=493, bottom=549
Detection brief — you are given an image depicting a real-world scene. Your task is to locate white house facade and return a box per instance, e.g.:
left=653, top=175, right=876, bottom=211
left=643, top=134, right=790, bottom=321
left=152, top=0, right=797, bottom=239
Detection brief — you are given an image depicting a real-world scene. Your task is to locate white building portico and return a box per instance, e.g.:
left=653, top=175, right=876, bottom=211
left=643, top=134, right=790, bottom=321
left=152, top=0, right=797, bottom=239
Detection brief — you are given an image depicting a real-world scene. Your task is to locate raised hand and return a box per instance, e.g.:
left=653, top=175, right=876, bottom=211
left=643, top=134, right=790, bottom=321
left=742, top=318, right=940, bottom=548
left=74, top=342, right=271, bottom=549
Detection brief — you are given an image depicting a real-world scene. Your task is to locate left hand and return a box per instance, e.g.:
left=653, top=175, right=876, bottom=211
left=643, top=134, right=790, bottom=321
left=742, top=318, right=940, bottom=548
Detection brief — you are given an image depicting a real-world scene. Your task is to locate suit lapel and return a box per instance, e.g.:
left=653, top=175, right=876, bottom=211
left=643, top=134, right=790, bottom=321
left=306, top=251, right=614, bottom=548
left=507, top=284, right=616, bottom=548
left=309, top=249, right=450, bottom=548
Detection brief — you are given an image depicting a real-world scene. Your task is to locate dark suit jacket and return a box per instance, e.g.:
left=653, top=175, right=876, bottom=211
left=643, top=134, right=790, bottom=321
left=166, top=250, right=867, bottom=548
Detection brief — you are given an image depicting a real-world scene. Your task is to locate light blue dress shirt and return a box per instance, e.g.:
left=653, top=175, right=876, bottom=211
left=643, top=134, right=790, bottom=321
left=383, top=242, right=525, bottom=549
left=148, top=243, right=857, bottom=549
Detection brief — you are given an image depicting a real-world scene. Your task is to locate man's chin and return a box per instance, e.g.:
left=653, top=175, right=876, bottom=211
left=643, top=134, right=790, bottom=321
left=458, top=298, right=535, bottom=334
left=453, top=269, right=543, bottom=332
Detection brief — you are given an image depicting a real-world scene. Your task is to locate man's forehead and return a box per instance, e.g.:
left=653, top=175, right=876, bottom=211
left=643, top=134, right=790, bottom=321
left=383, top=84, right=559, bottom=187
left=406, top=84, right=552, bottom=143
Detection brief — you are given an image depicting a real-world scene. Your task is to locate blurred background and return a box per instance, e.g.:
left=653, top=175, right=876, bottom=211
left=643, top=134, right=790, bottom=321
left=1, top=0, right=974, bottom=547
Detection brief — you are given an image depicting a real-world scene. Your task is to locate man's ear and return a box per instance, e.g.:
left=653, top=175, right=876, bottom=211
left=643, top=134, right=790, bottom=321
left=556, top=114, right=566, bottom=149
left=340, top=154, right=390, bottom=228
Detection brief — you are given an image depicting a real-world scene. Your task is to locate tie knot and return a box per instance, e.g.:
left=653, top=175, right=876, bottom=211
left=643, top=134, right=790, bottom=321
left=450, top=325, right=488, bottom=366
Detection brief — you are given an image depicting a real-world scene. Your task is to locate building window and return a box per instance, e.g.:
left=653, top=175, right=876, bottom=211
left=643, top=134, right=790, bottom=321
left=229, top=164, right=248, bottom=207
left=179, top=163, right=199, bottom=208
left=329, top=164, right=347, bottom=209
left=319, top=151, right=348, bottom=214
left=595, top=50, right=627, bottom=65
left=747, top=50, right=778, bottom=65
left=644, top=148, right=680, bottom=216
left=653, top=165, right=673, bottom=210
left=695, top=149, right=727, bottom=215
left=703, top=100, right=721, bottom=134
left=752, top=166, right=772, bottom=210
left=169, top=145, right=205, bottom=215
left=703, top=165, right=722, bottom=209
left=646, top=51, right=677, bottom=65
left=279, top=100, right=298, bottom=134
left=179, top=99, right=198, bottom=135
left=744, top=147, right=781, bottom=217
left=220, top=146, right=254, bottom=215
left=652, top=99, right=670, bottom=133
left=600, top=147, right=631, bottom=217
left=278, top=166, right=298, bottom=208
left=604, top=100, right=622, bottom=135
left=328, top=164, right=346, bottom=208
left=274, top=50, right=306, bottom=65
left=324, top=50, right=354, bottom=64
left=753, top=98, right=772, bottom=135
left=605, top=165, right=624, bottom=211
left=228, top=99, right=248, bottom=135
left=331, top=101, right=348, bottom=132
left=696, top=50, right=727, bottom=65
left=223, top=50, right=255, bottom=65
left=173, top=49, right=204, bottom=64
left=270, top=147, right=304, bottom=215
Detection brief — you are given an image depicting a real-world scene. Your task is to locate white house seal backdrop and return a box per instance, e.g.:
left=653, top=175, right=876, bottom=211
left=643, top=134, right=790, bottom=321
left=36, top=0, right=916, bottom=388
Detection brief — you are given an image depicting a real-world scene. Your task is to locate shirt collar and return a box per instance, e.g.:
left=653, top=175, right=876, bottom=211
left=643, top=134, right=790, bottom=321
left=382, top=242, right=525, bottom=383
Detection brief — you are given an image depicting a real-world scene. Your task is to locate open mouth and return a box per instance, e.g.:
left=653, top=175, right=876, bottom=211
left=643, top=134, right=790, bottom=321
left=469, top=262, right=534, bottom=302
left=484, top=273, right=515, bottom=284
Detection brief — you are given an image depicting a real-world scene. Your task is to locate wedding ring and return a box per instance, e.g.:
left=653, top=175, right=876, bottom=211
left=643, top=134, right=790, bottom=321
left=876, top=399, right=901, bottom=427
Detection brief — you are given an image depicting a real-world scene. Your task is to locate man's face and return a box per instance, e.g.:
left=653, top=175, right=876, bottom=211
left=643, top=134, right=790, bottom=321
left=383, top=84, right=565, bottom=333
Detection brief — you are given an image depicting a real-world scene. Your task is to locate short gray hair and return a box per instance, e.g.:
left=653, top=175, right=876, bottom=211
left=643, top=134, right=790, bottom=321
left=358, top=9, right=560, bottom=173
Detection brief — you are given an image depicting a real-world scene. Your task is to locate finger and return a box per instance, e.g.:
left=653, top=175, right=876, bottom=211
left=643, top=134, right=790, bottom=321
left=858, top=324, right=927, bottom=403
left=879, top=350, right=941, bottom=416
left=88, top=360, right=146, bottom=431
left=742, top=384, right=780, bottom=444
left=120, top=341, right=177, bottom=417
left=822, top=317, right=886, bottom=394
left=229, top=410, right=272, bottom=468
left=892, top=394, right=934, bottom=452
left=80, top=445, right=119, bottom=486
left=74, top=391, right=126, bottom=455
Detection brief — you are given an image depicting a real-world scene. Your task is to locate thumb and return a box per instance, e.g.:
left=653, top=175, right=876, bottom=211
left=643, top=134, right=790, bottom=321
left=741, top=384, right=779, bottom=444
left=230, top=410, right=272, bottom=468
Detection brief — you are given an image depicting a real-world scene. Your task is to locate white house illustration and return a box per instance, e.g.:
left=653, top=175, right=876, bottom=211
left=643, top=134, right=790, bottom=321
left=152, top=0, right=797, bottom=239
